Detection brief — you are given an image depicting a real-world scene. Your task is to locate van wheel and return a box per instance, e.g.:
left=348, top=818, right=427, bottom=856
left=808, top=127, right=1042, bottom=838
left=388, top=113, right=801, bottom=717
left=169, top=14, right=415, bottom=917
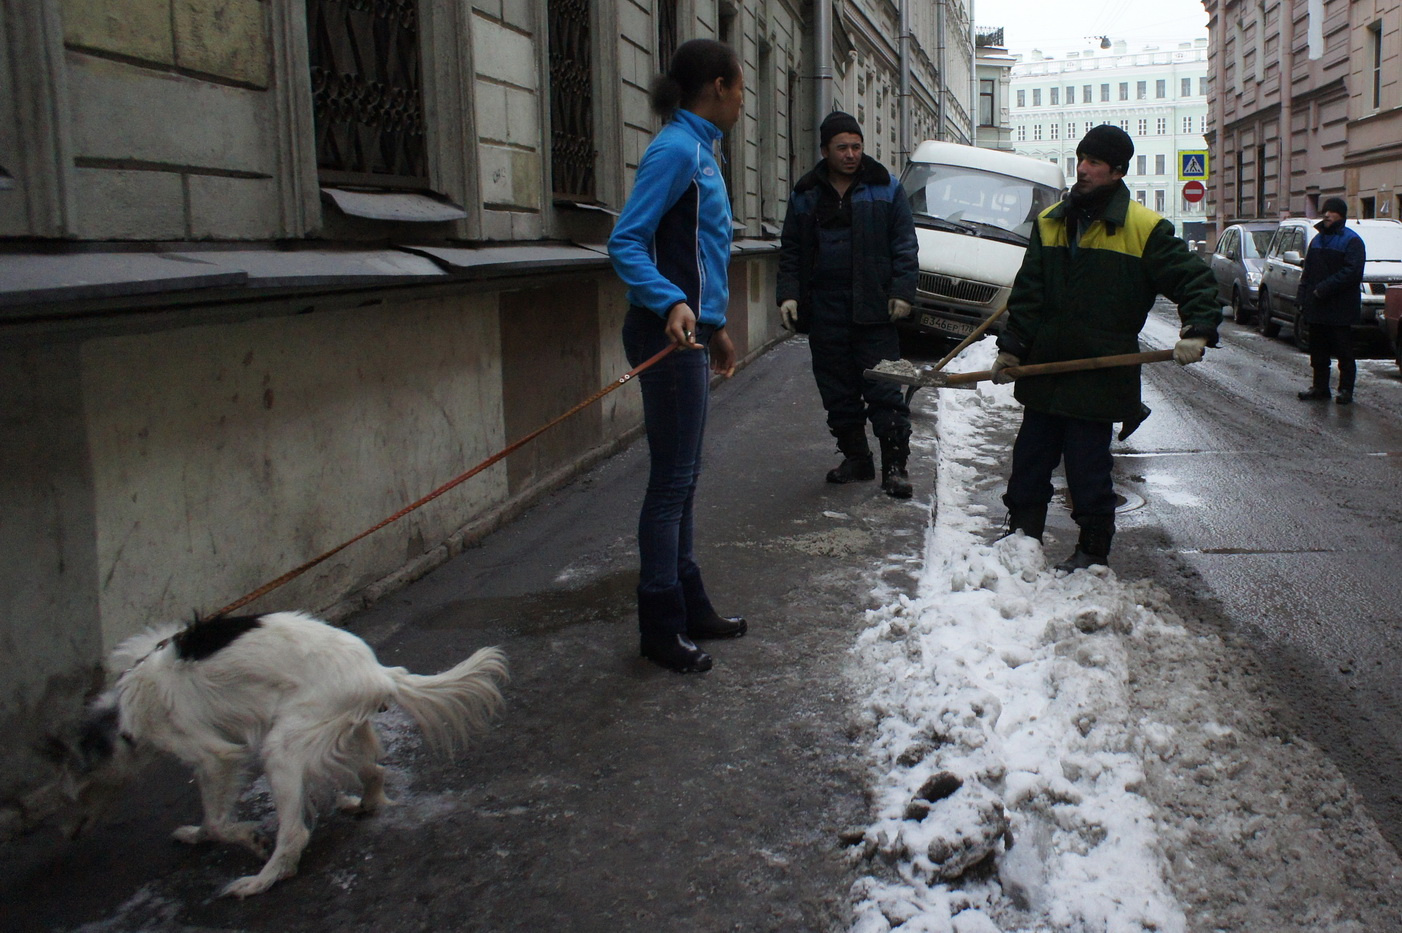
left=1293, top=312, right=1311, bottom=352
left=1258, top=289, right=1281, bottom=338
left=1231, top=288, right=1251, bottom=325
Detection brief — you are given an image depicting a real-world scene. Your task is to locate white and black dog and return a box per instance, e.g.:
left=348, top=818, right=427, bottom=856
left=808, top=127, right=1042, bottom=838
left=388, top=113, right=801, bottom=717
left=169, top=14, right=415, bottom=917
left=43, top=610, right=507, bottom=898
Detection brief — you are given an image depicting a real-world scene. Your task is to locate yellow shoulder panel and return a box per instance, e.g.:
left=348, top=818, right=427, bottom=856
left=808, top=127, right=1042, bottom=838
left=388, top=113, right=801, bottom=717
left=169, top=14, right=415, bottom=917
left=1079, top=201, right=1161, bottom=258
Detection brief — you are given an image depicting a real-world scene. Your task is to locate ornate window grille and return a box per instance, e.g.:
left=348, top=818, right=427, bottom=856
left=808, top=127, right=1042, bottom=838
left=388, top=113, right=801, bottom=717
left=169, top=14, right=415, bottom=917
left=549, top=0, right=596, bottom=201
left=306, top=0, right=429, bottom=190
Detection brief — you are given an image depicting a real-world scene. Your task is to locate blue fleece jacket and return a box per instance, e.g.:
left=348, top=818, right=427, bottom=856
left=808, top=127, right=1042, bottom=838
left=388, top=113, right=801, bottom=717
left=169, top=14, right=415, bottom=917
left=608, top=109, right=732, bottom=327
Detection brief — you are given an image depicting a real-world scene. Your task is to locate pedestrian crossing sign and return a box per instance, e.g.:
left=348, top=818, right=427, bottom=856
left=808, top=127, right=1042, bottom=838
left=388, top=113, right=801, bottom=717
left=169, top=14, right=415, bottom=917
left=1178, top=151, right=1209, bottom=181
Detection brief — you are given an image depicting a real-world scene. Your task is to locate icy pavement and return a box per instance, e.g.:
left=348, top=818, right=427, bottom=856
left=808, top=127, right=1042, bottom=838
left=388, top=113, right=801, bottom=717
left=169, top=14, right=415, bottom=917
left=846, top=342, right=1402, bottom=932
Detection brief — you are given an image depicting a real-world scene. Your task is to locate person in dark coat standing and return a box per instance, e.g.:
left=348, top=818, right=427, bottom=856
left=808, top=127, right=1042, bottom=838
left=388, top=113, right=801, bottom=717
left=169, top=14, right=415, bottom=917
left=777, top=111, right=921, bottom=498
left=1297, top=197, right=1365, bottom=405
left=993, top=124, right=1221, bottom=571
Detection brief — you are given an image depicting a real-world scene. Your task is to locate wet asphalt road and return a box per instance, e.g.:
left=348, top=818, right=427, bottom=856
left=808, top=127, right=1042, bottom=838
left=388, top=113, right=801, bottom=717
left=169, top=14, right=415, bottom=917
left=1119, top=305, right=1402, bottom=851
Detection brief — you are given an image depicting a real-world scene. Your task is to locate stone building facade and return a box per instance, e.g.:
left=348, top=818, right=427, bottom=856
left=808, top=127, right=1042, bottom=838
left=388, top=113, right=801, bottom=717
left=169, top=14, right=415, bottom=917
left=0, top=1, right=973, bottom=801
left=1203, top=0, right=1402, bottom=228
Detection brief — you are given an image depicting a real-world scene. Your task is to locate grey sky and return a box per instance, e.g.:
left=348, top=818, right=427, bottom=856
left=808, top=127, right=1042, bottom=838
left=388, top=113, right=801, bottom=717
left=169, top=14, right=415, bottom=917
left=975, top=0, right=1210, bottom=57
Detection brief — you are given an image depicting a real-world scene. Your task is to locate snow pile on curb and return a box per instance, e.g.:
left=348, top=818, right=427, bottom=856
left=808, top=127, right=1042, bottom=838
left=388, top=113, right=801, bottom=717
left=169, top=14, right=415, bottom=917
left=848, top=358, right=1191, bottom=932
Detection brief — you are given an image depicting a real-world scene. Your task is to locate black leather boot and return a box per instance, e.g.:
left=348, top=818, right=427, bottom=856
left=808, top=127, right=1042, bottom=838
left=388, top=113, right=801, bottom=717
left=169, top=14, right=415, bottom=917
left=1001, top=504, right=1047, bottom=543
left=826, top=425, right=876, bottom=484
left=878, top=428, right=913, bottom=499
left=638, top=586, right=712, bottom=673
left=679, top=568, right=747, bottom=640
left=1055, top=515, right=1115, bottom=572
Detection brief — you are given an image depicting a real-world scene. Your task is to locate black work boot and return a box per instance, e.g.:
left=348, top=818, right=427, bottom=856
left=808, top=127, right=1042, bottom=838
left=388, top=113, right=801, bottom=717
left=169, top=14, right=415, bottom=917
left=1001, top=505, right=1048, bottom=543
left=826, top=425, right=876, bottom=484
left=1055, top=515, right=1115, bottom=572
left=638, top=586, right=712, bottom=673
left=877, top=428, right=913, bottom=499
left=679, top=567, right=747, bottom=640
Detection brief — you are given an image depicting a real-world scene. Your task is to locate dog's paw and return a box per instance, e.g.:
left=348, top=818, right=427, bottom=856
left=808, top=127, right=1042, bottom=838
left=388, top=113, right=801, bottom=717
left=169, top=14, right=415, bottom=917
left=172, top=825, right=205, bottom=845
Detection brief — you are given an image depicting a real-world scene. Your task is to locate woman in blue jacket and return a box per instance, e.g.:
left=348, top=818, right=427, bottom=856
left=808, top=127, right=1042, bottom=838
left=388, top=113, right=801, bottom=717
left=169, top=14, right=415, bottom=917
left=608, top=39, right=745, bottom=673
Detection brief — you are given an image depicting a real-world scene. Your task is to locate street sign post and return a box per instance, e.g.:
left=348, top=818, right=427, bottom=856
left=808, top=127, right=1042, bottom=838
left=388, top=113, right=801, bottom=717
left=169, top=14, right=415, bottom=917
left=1182, top=180, right=1206, bottom=203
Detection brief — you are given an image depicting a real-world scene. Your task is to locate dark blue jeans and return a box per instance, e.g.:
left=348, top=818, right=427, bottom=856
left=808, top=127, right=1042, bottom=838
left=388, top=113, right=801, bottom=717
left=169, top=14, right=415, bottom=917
left=622, top=305, right=713, bottom=605
left=1003, top=409, right=1117, bottom=521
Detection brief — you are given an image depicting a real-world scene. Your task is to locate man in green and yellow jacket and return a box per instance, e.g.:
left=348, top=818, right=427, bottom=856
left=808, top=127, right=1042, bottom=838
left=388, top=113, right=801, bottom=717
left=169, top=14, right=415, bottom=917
left=992, top=124, right=1221, bottom=571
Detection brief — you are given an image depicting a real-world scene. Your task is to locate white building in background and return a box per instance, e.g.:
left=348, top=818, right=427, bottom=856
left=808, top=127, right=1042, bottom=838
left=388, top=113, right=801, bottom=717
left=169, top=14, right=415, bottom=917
left=1009, top=39, right=1211, bottom=242
left=975, top=27, right=1017, bottom=151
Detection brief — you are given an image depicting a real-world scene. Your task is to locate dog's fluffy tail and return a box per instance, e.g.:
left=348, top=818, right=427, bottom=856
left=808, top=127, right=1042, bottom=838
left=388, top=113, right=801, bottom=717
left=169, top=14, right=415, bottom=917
left=388, top=648, right=508, bottom=754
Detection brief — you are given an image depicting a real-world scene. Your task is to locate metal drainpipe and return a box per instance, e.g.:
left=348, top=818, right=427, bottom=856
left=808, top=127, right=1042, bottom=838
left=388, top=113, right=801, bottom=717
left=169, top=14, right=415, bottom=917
left=816, top=0, right=833, bottom=133
left=969, top=0, right=977, bottom=145
left=899, top=0, right=912, bottom=164
left=936, top=0, right=947, bottom=140
left=1279, top=1, right=1294, bottom=219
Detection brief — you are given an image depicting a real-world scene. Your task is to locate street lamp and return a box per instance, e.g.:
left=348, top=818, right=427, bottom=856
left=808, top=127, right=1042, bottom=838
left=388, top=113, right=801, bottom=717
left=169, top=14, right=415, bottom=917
left=1086, top=35, right=1112, bottom=49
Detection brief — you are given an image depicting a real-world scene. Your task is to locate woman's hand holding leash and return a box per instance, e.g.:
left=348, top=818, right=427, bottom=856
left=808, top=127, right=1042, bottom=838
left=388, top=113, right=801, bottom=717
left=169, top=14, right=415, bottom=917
left=666, top=303, right=702, bottom=350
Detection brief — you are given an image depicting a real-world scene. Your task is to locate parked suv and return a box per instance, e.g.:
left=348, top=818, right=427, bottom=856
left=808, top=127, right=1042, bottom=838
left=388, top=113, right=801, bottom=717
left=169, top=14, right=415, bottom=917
left=1209, top=222, right=1276, bottom=324
left=898, top=142, right=1065, bottom=342
left=1257, top=217, right=1402, bottom=351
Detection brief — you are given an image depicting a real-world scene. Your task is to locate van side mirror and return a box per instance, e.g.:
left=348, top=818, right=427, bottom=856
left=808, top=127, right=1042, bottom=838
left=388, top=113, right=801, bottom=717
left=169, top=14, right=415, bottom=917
left=1283, top=250, right=1303, bottom=266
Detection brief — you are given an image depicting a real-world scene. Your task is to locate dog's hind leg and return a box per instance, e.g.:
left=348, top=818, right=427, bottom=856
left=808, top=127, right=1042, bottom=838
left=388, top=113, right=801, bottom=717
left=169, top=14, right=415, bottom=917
left=336, top=721, right=391, bottom=815
left=218, top=750, right=311, bottom=898
left=174, top=754, right=266, bottom=859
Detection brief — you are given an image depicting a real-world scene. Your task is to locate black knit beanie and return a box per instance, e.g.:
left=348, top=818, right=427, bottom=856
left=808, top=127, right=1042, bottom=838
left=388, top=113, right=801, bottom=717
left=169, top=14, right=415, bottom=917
left=1322, top=196, right=1348, bottom=217
left=820, top=111, right=863, bottom=147
left=1076, top=124, right=1134, bottom=174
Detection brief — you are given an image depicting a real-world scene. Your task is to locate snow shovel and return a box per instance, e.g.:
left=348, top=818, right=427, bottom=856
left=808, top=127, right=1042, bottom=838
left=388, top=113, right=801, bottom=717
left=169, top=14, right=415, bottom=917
left=865, top=348, right=1177, bottom=390
left=895, top=304, right=1008, bottom=403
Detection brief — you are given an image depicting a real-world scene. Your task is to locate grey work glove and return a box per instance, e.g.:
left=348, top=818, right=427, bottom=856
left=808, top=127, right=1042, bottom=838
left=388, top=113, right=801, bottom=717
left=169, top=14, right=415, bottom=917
left=1172, top=337, right=1208, bottom=365
left=990, top=351, right=1020, bottom=384
left=889, top=298, right=912, bottom=322
left=779, top=299, right=798, bottom=331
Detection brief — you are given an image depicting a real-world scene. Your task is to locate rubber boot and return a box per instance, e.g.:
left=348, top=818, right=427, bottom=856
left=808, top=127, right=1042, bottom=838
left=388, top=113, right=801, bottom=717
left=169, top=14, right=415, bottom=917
left=638, top=586, right=712, bottom=673
left=826, top=425, right=875, bottom=484
left=877, top=427, right=913, bottom=499
left=1055, top=515, right=1115, bottom=572
left=1001, top=504, right=1047, bottom=543
left=679, top=567, right=747, bottom=640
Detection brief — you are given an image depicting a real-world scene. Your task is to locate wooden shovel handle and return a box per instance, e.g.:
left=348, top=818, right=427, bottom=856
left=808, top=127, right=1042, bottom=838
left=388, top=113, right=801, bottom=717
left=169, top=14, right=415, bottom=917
left=945, top=348, right=1176, bottom=386
left=932, top=304, right=1008, bottom=372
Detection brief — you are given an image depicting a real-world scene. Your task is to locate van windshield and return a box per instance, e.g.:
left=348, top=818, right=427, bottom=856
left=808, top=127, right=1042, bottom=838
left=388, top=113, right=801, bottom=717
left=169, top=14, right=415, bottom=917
left=901, top=162, right=1063, bottom=243
left=1244, top=230, right=1272, bottom=258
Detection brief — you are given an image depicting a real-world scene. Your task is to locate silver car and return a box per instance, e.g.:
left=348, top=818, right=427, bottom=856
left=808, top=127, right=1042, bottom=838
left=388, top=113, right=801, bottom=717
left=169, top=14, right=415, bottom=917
left=1208, top=222, right=1276, bottom=324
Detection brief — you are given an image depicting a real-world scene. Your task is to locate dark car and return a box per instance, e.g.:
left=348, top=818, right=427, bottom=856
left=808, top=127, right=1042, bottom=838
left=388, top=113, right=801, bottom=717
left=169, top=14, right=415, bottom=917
left=1209, top=222, right=1276, bottom=324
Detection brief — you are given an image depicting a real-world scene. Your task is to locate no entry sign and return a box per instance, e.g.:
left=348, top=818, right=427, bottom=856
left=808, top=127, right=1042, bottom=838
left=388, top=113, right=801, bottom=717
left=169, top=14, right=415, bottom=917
left=1182, top=180, right=1206, bottom=203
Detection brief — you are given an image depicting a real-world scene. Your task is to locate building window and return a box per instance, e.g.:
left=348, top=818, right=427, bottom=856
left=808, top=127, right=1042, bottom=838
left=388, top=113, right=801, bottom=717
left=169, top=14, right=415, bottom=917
left=1067, top=156, right=1075, bottom=175
left=1033, top=124, right=1043, bottom=140
left=1033, top=88, right=1042, bottom=106
left=1066, top=86, right=1075, bottom=104
left=1119, top=82, right=1129, bottom=101
left=1017, top=89, right=1026, bottom=108
left=307, top=0, right=429, bottom=189
left=1136, top=80, right=1147, bottom=100
left=1370, top=20, right=1383, bottom=109
left=1155, top=188, right=1165, bottom=212
left=1100, top=83, right=1110, bottom=102
left=1156, top=79, right=1166, bottom=98
left=1050, top=123, right=1059, bottom=140
left=1157, top=117, right=1167, bottom=135
left=1181, top=77, right=1191, bottom=97
left=1156, top=154, right=1166, bottom=174
left=1183, top=116, right=1192, bottom=133
left=548, top=0, right=596, bottom=200
left=1017, top=125, right=1026, bottom=141
left=658, top=0, right=678, bottom=74
left=1136, top=189, right=1147, bottom=205
left=1198, top=76, right=1207, bottom=96
left=1137, top=154, right=1147, bottom=175
left=979, top=79, right=996, bottom=125
left=1083, top=84, right=1092, bottom=102
left=1050, top=87, right=1059, bottom=106
left=1138, top=118, right=1148, bottom=136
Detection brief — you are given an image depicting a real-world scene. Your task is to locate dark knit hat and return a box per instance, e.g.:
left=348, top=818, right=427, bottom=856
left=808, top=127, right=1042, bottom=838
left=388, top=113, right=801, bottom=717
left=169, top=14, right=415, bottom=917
left=1076, top=124, right=1134, bottom=173
left=820, top=111, right=863, bottom=147
left=1322, top=196, right=1348, bottom=217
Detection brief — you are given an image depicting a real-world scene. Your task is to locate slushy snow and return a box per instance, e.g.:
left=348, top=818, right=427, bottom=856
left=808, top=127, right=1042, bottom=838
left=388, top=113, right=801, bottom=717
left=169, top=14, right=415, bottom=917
left=846, top=340, right=1402, bottom=932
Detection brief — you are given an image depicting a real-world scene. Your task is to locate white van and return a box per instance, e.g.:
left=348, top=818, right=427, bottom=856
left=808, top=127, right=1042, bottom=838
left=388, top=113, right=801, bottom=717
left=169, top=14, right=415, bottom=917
left=898, top=141, right=1066, bottom=341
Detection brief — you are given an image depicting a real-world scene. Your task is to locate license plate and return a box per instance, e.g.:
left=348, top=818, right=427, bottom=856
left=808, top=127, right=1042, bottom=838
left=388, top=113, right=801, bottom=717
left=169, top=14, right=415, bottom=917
left=920, top=314, right=976, bottom=337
